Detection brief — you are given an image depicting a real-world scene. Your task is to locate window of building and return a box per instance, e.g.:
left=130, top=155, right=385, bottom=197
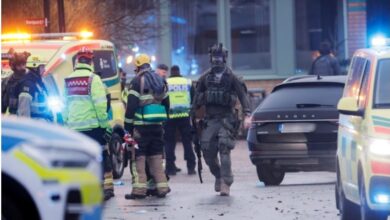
left=170, top=0, right=217, bottom=76
left=295, top=0, right=339, bottom=74
left=230, top=0, right=271, bottom=70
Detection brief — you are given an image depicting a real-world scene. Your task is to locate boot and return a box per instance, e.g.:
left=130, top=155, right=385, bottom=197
left=147, top=155, right=170, bottom=198
left=214, top=178, right=221, bottom=192
left=128, top=156, right=147, bottom=198
left=103, top=172, right=115, bottom=201
left=104, top=189, right=115, bottom=201
left=220, top=181, right=230, bottom=196
left=125, top=193, right=146, bottom=200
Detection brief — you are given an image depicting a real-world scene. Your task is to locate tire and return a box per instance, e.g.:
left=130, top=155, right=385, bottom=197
left=2, top=196, right=24, bottom=220
left=256, top=164, right=285, bottom=186
left=109, top=133, right=125, bottom=179
left=336, top=165, right=360, bottom=220
left=359, top=173, right=389, bottom=220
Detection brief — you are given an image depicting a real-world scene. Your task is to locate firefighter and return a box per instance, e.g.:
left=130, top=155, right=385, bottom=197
left=2, top=49, right=52, bottom=121
left=62, top=48, right=115, bottom=201
left=124, top=54, right=170, bottom=199
left=191, top=43, right=252, bottom=196
left=164, top=65, right=196, bottom=175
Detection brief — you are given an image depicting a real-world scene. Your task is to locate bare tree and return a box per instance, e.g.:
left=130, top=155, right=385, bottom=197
left=2, top=0, right=165, bottom=48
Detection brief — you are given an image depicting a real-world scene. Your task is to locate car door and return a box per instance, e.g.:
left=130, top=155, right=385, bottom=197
left=338, top=56, right=370, bottom=202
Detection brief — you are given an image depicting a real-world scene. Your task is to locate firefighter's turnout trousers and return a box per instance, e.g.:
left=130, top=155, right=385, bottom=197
left=130, top=125, right=169, bottom=196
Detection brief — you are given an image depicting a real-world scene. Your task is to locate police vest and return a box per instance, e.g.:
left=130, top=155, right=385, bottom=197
left=167, top=77, right=191, bottom=118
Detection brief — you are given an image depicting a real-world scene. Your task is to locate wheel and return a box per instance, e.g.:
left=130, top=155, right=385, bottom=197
left=2, top=196, right=24, bottom=220
left=336, top=165, right=360, bottom=220
left=109, top=133, right=125, bottom=179
left=359, top=173, right=389, bottom=220
left=255, top=164, right=285, bottom=186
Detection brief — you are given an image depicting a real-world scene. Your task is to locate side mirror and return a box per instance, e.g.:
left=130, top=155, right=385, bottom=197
left=337, top=97, right=364, bottom=117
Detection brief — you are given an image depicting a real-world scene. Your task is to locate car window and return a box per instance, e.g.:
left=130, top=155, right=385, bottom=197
left=373, top=58, right=390, bottom=108
left=344, top=57, right=367, bottom=98
left=42, top=74, right=60, bottom=96
left=358, top=60, right=370, bottom=109
left=72, top=50, right=118, bottom=79
left=260, top=84, right=344, bottom=109
left=93, top=50, right=118, bottom=79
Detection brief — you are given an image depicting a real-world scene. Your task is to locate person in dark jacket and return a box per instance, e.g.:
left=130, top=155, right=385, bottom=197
left=309, top=41, right=341, bottom=76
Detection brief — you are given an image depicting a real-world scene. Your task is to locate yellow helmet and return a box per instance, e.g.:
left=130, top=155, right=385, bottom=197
left=134, top=54, right=151, bottom=67
left=26, top=55, right=45, bottom=68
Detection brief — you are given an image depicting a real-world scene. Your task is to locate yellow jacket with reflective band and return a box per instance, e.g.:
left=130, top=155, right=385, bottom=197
left=63, top=63, right=109, bottom=131
left=167, top=76, right=191, bottom=118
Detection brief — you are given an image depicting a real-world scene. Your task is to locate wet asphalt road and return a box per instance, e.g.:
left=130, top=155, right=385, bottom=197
left=103, top=140, right=339, bottom=220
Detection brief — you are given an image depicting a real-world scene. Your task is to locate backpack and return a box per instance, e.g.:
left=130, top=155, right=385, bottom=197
left=140, top=70, right=167, bottom=101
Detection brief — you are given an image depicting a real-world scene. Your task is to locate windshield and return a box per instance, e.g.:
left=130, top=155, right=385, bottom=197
left=260, top=84, right=344, bottom=110
left=374, top=59, right=390, bottom=108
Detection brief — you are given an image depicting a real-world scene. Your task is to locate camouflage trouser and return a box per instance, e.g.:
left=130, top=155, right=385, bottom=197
left=200, top=115, right=236, bottom=186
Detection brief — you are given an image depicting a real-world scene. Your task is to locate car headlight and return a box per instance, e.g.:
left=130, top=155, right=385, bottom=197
left=369, top=139, right=390, bottom=156
left=21, top=144, right=93, bottom=168
left=47, top=96, right=64, bottom=113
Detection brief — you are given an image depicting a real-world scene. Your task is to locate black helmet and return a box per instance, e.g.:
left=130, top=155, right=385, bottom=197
left=8, top=48, right=31, bottom=71
left=209, top=43, right=228, bottom=65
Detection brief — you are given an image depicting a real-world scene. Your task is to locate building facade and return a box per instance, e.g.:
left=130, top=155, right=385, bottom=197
left=154, top=0, right=388, bottom=90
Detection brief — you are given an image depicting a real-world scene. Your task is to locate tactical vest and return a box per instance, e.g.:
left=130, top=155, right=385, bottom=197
left=3, top=76, right=22, bottom=114
left=167, top=76, right=191, bottom=118
left=204, top=70, right=236, bottom=107
left=3, top=73, right=52, bottom=120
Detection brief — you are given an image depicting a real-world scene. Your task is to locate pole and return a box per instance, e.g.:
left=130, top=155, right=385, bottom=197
left=43, top=0, right=50, bottom=33
left=57, top=0, right=65, bottom=32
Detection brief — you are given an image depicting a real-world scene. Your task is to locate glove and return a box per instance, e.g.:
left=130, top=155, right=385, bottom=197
left=243, top=115, right=252, bottom=129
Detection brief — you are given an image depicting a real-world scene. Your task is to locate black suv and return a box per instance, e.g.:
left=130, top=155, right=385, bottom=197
left=247, top=75, right=346, bottom=185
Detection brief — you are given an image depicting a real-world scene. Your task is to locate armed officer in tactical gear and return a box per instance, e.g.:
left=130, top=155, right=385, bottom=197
left=191, top=43, right=252, bottom=196
left=2, top=49, right=52, bottom=121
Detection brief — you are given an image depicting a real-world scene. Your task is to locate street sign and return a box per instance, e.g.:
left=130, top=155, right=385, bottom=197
left=25, top=18, right=48, bottom=27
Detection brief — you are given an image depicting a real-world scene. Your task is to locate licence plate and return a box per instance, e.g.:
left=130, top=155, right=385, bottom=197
left=278, top=123, right=316, bottom=133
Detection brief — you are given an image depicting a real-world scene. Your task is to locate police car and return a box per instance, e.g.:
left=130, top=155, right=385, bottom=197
left=2, top=116, right=103, bottom=220
left=1, top=32, right=127, bottom=179
left=336, top=36, right=390, bottom=220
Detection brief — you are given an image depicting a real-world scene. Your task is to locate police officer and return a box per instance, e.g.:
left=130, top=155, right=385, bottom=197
left=63, top=48, right=115, bottom=201
left=124, top=54, right=170, bottom=199
left=191, top=43, right=252, bottom=196
left=164, top=65, right=196, bottom=175
left=2, top=49, right=52, bottom=121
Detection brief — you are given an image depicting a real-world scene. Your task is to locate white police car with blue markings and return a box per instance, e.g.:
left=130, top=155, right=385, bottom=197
left=2, top=116, right=103, bottom=220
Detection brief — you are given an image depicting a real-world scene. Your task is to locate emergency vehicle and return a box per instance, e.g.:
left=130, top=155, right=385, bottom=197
left=2, top=116, right=102, bottom=220
left=336, top=36, right=390, bottom=220
left=1, top=32, right=127, bottom=178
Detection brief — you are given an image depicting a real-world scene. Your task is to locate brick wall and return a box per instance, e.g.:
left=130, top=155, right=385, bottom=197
left=347, top=0, right=367, bottom=56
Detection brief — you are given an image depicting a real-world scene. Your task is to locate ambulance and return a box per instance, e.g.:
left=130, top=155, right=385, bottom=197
left=1, top=32, right=127, bottom=179
left=2, top=116, right=103, bottom=220
left=336, top=36, right=390, bottom=220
